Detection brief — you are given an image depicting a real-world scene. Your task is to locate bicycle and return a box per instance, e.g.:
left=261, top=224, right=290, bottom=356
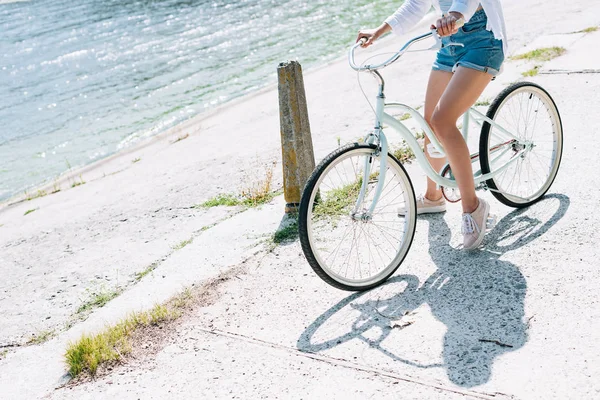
left=298, top=28, right=563, bottom=291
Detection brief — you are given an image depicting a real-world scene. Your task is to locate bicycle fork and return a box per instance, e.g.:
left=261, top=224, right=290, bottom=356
left=352, top=129, right=389, bottom=221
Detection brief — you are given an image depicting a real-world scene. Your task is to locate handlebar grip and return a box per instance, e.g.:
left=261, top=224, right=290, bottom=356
left=455, top=18, right=465, bottom=28
left=359, top=38, right=367, bottom=46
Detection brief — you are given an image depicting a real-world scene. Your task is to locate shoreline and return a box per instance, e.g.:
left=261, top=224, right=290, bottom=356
left=0, top=14, right=440, bottom=211
left=0, top=41, right=369, bottom=211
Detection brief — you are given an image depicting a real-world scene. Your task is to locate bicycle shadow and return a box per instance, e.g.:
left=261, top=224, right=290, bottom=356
left=297, top=194, right=570, bottom=387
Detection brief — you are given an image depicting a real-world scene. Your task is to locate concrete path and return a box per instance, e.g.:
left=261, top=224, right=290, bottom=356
left=2, top=0, right=600, bottom=398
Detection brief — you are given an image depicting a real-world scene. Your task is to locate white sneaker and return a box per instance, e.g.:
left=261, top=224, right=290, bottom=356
left=398, top=194, right=446, bottom=216
left=462, top=197, right=491, bottom=250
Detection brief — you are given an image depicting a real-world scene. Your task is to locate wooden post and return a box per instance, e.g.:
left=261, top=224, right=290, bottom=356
left=277, top=61, right=315, bottom=214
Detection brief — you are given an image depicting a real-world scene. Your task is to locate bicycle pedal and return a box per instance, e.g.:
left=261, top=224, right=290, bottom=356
left=486, top=214, right=497, bottom=230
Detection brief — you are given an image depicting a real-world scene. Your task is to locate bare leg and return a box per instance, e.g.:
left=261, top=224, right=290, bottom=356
left=424, top=70, right=453, bottom=201
left=430, top=66, right=492, bottom=213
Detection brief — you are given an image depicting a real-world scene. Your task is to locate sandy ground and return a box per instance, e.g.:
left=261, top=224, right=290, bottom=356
left=1, top=0, right=600, bottom=398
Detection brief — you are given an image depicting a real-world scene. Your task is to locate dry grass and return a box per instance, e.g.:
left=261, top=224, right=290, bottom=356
left=24, top=208, right=38, bottom=216
left=197, top=160, right=277, bottom=209
left=240, top=160, right=276, bottom=207
left=25, top=190, right=47, bottom=201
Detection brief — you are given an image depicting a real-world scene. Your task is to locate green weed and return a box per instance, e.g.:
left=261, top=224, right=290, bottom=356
left=273, top=218, right=299, bottom=244
left=577, top=26, right=598, bottom=33
left=198, top=194, right=241, bottom=208
left=77, top=287, right=122, bottom=315
left=313, top=178, right=362, bottom=219
left=26, top=190, right=47, bottom=201
left=171, top=133, right=189, bottom=144
left=522, top=66, right=541, bottom=77
left=511, top=47, right=566, bottom=62
left=172, top=238, right=193, bottom=250
left=65, top=303, right=179, bottom=378
left=27, top=330, right=55, bottom=345
left=71, top=175, right=85, bottom=188
left=135, top=262, right=159, bottom=281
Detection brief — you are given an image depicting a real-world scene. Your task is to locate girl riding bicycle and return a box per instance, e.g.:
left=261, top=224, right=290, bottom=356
left=357, top=0, right=507, bottom=250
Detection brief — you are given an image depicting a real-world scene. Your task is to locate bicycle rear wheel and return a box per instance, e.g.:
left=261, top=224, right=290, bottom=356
left=479, top=82, right=563, bottom=208
left=298, top=143, right=417, bottom=291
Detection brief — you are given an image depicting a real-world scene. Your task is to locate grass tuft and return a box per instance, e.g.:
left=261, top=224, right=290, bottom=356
left=399, top=112, right=411, bottom=121
left=135, top=262, right=159, bottom=281
left=27, top=330, right=55, bottom=345
left=196, top=161, right=277, bottom=209
left=77, top=287, right=122, bottom=315
left=522, top=65, right=541, bottom=77
left=64, top=283, right=207, bottom=379
left=474, top=99, right=490, bottom=107
left=171, top=133, right=189, bottom=144
left=510, top=47, right=566, bottom=62
left=273, top=218, right=299, bottom=244
left=392, top=145, right=416, bottom=164
left=65, top=303, right=179, bottom=377
left=132, top=158, right=141, bottom=163
left=577, top=26, right=598, bottom=33
left=239, top=161, right=276, bottom=207
left=198, top=194, right=241, bottom=208
left=24, top=208, right=37, bottom=216
left=313, top=179, right=362, bottom=219
left=51, top=182, right=61, bottom=194
left=26, top=190, right=47, bottom=201
left=172, top=238, right=193, bottom=250
left=71, top=175, right=85, bottom=188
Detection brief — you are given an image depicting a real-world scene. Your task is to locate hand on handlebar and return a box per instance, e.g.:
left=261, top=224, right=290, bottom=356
left=356, top=23, right=391, bottom=48
left=431, top=12, right=464, bottom=37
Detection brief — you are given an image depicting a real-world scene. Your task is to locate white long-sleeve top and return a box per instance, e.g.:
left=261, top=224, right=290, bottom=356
left=383, top=0, right=508, bottom=54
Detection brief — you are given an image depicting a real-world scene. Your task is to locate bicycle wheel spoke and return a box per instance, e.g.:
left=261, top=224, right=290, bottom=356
left=481, top=83, right=562, bottom=205
left=300, top=145, right=418, bottom=289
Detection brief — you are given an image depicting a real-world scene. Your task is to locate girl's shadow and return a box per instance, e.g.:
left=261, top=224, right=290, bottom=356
left=298, top=194, right=569, bottom=387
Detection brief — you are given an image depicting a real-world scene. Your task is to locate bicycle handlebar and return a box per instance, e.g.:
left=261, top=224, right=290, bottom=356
left=349, top=18, right=465, bottom=72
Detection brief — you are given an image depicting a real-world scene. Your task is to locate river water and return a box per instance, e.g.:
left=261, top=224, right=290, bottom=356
left=0, top=0, right=401, bottom=201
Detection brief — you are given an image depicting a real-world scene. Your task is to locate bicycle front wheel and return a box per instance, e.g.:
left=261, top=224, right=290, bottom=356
left=479, top=82, right=563, bottom=208
left=298, top=143, right=417, bottom=291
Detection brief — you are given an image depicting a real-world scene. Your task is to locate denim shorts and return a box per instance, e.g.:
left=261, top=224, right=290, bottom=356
left=432, top=9, right=504, bottom=76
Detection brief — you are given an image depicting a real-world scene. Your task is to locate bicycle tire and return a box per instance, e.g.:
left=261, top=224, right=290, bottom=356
left=298, top=143, right=417, bottom=291
left=479, top=82, right=563, bottom=208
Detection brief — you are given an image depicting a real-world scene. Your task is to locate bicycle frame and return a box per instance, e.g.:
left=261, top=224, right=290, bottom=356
left=350, top=36, right=531, bottom=218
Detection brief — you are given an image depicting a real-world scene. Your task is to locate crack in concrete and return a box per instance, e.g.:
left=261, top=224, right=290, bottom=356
left=0, top=343, right=22, bottom=349
left=196, top=327, right=516, bottom=400
left=541, top=69, right=600, bottom=75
